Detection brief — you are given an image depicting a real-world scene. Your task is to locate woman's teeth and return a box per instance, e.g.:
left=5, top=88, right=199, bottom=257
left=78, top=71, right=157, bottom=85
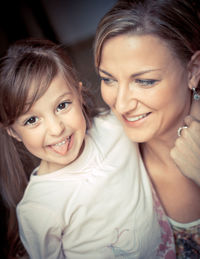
left=126, top=113, right=148, bottom=122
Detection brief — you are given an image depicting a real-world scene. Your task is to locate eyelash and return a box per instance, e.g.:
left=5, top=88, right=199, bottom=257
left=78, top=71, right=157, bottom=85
left=24, top=116, right=39, bottom=126
left=24, top=101, right=72, bottom=126
left=135, top=79, right=158, bottom=87
left=100, top=77, right=117, bottom=86
left=56, top=100, right=72, bottom=112
left=100, top=76, right=158, bottom=88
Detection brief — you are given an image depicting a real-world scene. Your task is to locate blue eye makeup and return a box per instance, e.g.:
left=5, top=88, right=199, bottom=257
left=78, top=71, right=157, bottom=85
left=135, top=79, right=159, bottom=87
left=100, top=76, right=117, bottom=86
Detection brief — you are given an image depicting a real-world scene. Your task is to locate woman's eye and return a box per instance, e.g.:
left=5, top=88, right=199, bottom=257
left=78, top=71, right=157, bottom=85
left=100, top=77, right=117, bottom=86
left=24, top=116, right=38, bottom=126
left=135, top=79, right=158, bottom=87
left=56, top=101, right=71, bottom=112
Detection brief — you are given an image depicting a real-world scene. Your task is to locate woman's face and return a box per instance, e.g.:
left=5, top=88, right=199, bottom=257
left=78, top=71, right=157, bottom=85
left=99, top=34, right=191, bottom=143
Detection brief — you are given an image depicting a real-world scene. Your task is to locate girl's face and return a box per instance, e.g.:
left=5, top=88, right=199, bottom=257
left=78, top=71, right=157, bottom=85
left=99, top=34, right=191, bottom=143
left=12, top=73, right=86, bottom=174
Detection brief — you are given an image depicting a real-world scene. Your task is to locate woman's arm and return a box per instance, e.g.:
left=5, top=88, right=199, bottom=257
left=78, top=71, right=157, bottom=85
left=170, top=100, right=200, bottom=186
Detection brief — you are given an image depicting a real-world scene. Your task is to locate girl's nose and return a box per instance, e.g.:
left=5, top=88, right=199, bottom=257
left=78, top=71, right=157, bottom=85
left=47, top=116, right=65, bottom=136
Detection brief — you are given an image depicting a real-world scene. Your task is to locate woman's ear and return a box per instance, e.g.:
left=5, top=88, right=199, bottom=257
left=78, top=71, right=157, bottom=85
left=6, top=128, right=22, bottom=142
left=187, top=51, right=200, bottom=89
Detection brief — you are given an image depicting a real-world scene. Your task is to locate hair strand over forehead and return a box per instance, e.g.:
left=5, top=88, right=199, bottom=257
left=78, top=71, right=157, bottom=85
left=94, top=0, right=200, bottom=78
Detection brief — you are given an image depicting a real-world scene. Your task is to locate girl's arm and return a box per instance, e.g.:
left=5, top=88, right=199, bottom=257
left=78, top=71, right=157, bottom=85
left=17, top=204, right=65, bottom=259
left=170, top=100, right=200, bottom=186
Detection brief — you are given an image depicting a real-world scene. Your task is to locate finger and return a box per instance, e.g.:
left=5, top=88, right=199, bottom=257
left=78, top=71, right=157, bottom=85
left=184, top=115, right=194, bottom=126
left=170, top=143, right=199, bottom=177
left=184, top=115, right=200, bottom=126
left=173, top=136, right=193, bottom=161
left=187, top=121, right=200, bottom=144
left=173, top=129, right=200, bottom=163
left=172, top=136, right=192, bottom=157
left=183, top=117, right=200, bottom=144
left=189, top=97, right=200, bottom=120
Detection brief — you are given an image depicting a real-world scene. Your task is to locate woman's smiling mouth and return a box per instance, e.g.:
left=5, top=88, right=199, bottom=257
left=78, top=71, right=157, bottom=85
left=123, top=112, right=151, bottom=125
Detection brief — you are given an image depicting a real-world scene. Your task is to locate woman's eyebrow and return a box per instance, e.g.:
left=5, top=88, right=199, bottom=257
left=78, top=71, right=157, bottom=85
left=99, top=68, right=161, bottom=78
left=99, top=68, right=113, bottom=77
left=130, top=69, right=161, bottom=78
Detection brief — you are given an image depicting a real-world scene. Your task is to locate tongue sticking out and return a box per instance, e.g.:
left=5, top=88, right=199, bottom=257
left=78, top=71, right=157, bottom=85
left=51, top=139, right=70, bottom=156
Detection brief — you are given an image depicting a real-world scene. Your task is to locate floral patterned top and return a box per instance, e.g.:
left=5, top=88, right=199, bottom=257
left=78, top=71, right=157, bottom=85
left=168, top=217, right=200, bottom=259
left=152, top=187, right=176, bottom=258
left=152, top=185, right=200, bottom=259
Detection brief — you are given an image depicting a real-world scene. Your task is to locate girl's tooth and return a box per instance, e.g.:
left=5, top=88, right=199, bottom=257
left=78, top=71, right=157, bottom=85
left=55, top=140, right=66, bottom=146
left=53, top=135, right=71, bottom=147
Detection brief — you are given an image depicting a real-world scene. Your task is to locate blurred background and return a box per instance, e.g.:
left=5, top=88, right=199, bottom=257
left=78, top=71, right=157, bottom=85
left=0, top=0, right=117, bottom=257
left=0, top=0, right=117, bottom=104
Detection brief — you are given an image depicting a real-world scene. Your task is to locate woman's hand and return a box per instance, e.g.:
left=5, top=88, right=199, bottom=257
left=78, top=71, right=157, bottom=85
left=170, top=99, right=200, bottom=186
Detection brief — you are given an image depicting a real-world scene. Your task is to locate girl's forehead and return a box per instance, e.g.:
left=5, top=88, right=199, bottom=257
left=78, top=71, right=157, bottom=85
left=23, top=71, right=79, bottom=114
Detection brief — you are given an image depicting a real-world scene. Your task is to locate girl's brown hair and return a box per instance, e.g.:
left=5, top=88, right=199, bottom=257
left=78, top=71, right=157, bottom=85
left=0, top=38, right=99, bottom=258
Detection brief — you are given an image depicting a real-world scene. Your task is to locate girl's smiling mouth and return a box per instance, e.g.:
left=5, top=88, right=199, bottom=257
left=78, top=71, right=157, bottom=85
left=49, top=135, right=73, bottom=155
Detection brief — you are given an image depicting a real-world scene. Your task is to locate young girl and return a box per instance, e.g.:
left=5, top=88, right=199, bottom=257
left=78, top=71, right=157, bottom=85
left=0, top=39, right=174, bottom=259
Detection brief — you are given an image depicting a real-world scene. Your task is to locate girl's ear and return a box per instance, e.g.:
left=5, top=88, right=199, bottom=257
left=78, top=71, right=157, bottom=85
left=78, top=81, right=83, bottom=91
left=187, top=51, right=200, bottom=89
left=78, top=81, right=84, bottom=104
left=6, top=128, right=22, bottom=142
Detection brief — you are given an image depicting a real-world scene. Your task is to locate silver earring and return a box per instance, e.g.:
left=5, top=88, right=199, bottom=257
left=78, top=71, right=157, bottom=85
left=192, top=87, right=200, bottom=101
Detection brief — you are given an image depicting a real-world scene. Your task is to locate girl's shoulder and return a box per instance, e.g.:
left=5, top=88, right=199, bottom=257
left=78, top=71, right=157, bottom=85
left=91, top=110, right=123, bottom=135
left=88, top=110, right=138, bottom=159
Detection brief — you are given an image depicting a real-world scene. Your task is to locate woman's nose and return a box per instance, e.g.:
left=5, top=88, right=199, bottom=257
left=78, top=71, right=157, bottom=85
left=115, top=83, right=137, bottom=114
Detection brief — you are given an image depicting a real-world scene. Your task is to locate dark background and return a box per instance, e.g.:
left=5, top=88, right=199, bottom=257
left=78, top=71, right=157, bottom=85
left=0, top=0, right=117, bottom=257
left=0, top=0, right=117, bottom=104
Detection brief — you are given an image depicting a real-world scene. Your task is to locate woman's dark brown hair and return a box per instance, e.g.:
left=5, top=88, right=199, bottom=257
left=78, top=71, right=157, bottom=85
left=94, top=0, right=200, bottom=90
left=0, top=38, right=99, bottom=258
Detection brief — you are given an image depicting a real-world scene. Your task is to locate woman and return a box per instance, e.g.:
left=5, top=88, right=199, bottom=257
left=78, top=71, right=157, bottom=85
left=94, top=0, right=200, bottom=257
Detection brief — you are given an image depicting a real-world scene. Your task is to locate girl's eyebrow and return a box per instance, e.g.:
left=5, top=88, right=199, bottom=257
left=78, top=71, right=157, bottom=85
left=22, top=91, right=72, bottom=117
left=55, top=91, right=72, bottom=101
left=99, top=68, right=161, bottom=78
left=25, top=91, right=72, bottom=106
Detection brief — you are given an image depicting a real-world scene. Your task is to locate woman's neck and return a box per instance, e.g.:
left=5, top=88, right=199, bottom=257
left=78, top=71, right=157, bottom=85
left=140, top=139, right=173, bottom=169
left=140, top=97, right=192, bottom=169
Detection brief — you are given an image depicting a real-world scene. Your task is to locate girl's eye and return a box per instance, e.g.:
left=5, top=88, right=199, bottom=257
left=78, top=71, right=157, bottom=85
left=24, top=116, right=38, bottom=126
left=135, top=79, right=158, bottom=87
left=56, top=101, right=71, bottom=112
left=100, top=77, right=118, bottom=87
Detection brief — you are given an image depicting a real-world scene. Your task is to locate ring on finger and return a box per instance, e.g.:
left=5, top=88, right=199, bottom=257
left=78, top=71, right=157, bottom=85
left=177, top=126, right=188, bottom=137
